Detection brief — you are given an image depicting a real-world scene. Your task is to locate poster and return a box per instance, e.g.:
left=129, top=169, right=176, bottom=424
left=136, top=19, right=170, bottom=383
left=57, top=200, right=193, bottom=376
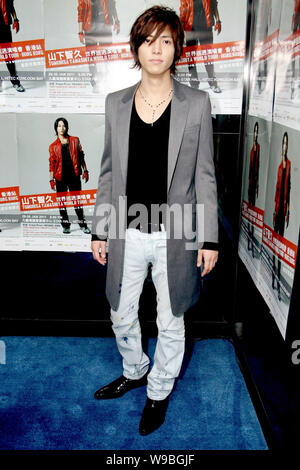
left=248, top=0, right=282, bottom=120
left=259, top=122, right=299, bottom=338
left=0, top=113, right=21, bottom=250
left=175, top=0, right=247, bottom=114
left=273, top=0, right=300, bottom=130
left=44, top=0, right=144, bottom=113
left=0, top=0, right=45, bottom=112
left=17, top=113, right=104, bottom=251
left=239, top=115, right=272, bottom=285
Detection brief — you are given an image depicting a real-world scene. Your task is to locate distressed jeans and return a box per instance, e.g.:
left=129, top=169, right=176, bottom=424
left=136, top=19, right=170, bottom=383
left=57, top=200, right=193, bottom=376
left=110, top=227, right=185, bottom=400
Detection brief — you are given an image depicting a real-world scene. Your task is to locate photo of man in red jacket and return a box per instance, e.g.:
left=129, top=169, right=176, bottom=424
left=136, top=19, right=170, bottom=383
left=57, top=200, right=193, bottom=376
left=247, top=121, right=260, bottom=256
left=291, top=0, right=300, bottom=99
left=77, top=0, right=120, bottom=91
left=49, top=117, right=91, bottom=235
left=272, top=132, right=291, bottom=301
left=180, top=0, right=222, bottom=92
left=0, top=0, right=25, bottom=92
left=256, top=0, right=271, bottom=94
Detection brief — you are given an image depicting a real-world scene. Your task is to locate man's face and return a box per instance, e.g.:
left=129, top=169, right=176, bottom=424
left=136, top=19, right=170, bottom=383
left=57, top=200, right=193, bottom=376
left=254, top=125, right=258, bottom=142
left=137, top=26, right=175, bottom=77
left=57, top=120, right=67, bottom=136
left=282, top=135, right=288, bottom=156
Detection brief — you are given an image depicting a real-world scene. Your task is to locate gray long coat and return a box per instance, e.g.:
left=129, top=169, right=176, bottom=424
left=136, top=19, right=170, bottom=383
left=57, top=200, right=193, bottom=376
left=92, top=77, right=218, bottom=317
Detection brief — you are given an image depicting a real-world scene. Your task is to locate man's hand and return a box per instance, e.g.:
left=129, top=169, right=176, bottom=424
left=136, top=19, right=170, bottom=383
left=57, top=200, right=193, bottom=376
left=197, top=249, right=218, bottom=277
left=79, top=32, right=85, bottom=44
left=82, top=170, right=89, bottom=183
left=214, top=20, right=221, bottom=34
left=91, top=240, right=107, bottom=265
left=114, top=20, right=120, bottom=34
left=13, top=19, right=19, bottom=33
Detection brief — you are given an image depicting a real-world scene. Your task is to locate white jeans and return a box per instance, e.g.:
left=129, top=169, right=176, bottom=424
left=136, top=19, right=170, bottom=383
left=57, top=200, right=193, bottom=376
left=110, top=227, right=185, bottom=400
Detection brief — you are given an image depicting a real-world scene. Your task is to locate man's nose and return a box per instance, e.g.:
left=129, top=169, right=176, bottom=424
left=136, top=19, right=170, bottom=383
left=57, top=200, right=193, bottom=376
left=152, top=40, right=162, bottom=53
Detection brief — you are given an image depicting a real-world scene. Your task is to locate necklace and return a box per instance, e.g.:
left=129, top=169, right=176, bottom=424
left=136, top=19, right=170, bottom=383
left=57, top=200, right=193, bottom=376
left=138, top=86, right=173, bottom=126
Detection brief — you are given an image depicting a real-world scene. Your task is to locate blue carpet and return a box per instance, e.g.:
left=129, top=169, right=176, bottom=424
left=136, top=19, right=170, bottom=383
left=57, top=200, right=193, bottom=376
left=0, top=336, right=268, bottom=450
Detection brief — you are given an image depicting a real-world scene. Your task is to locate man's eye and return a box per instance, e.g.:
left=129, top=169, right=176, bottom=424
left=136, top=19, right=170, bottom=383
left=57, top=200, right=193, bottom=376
left=145, top=38, right=151, bottom=43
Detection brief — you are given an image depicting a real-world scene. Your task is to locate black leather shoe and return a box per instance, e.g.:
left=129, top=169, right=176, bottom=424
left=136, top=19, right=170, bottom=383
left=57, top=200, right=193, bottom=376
left=139, top=396, right=169, bottom=435
left=94, top=374, right=148, bottom=399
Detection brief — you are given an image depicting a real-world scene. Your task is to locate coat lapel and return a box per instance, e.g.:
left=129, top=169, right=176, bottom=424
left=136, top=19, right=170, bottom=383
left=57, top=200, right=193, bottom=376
left=167, top=78, right=189, bottom=192
left=116, top=78, right=188, bottom=193
left=117, top=82, right=140, bottom=189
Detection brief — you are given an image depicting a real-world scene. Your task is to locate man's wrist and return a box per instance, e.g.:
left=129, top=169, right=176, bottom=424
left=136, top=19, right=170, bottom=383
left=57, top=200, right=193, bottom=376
left=91, top=234, right=107, bottom=242
left=199, top=242, right=219, bottom=251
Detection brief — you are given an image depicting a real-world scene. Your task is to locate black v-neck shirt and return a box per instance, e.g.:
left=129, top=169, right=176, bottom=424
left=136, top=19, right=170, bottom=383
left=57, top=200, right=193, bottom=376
left=92, top=97, right=218, bottom=250
left=126, top=99, right=171, bottom=228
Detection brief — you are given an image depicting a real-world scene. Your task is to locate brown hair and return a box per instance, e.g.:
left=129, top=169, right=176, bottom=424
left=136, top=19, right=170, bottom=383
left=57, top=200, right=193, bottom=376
left=129, top=6, right=184, bottom=75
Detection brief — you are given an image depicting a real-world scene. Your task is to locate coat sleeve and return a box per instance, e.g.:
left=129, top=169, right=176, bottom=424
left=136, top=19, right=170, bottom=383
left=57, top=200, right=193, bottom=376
left=286, top=162, right=291, bottom=211
left=179, top=0, right=187, bottom=27
left=77, top=138, right=85, bottom=168
left=91, top=93, right=113, bottom=239
left=257, top=144, right=260, bottom=189
left=49, top=143, right=56, bottom=174
left=77, top=0, right=84, bottom=23
left=211, top=0, right=219, bottom=17
left=110, top=0, right=118, bottom=20
left=274, top=166, right=280, bottom=208
left=195, top=92, right=219, bottom=249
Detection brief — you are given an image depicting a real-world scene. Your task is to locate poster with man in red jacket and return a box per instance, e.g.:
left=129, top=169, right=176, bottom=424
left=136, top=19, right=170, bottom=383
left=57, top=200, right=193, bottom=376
left=44, top=0, right=142, bottom=113
left=0, top=0, right=45, bottom=111
left=16, top=113, right=104, bottom=251
left=177, top=0, right=247, bottom=114
left=273, top=0, right=300, bottom=130
left=239, top=116, right=271, bottom=286
left=0, top=113, right=21, bottom=250
left=78, top=0, right=120, bottom=92
left=179, top=0, right=222, bottom=92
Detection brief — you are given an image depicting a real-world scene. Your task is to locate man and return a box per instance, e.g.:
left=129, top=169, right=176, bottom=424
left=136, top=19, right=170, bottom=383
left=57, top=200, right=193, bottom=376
left=49, top=117, right=91, bottom=235
left=0, top=0, right=25, bottom=92
left=247, top=121, right=260, bottom=256
left=91, top=6, right=218, bottom=435
left=256, top=0, right=271, bottom=94
left=272, top=132, right=291, bottom=301
left=180, top=0, right=222, bottom=92
left=78, top=0, right=120, bottom=91
left=291, top=0, right=300, bottom=99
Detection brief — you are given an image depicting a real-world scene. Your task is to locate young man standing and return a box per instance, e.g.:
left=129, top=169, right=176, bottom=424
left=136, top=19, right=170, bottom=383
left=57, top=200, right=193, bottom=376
left=247, top=121, right=260, bottom=256
left=91, top=6, right=218, bottom=435
left=49, top=117, right=91, bottom=235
